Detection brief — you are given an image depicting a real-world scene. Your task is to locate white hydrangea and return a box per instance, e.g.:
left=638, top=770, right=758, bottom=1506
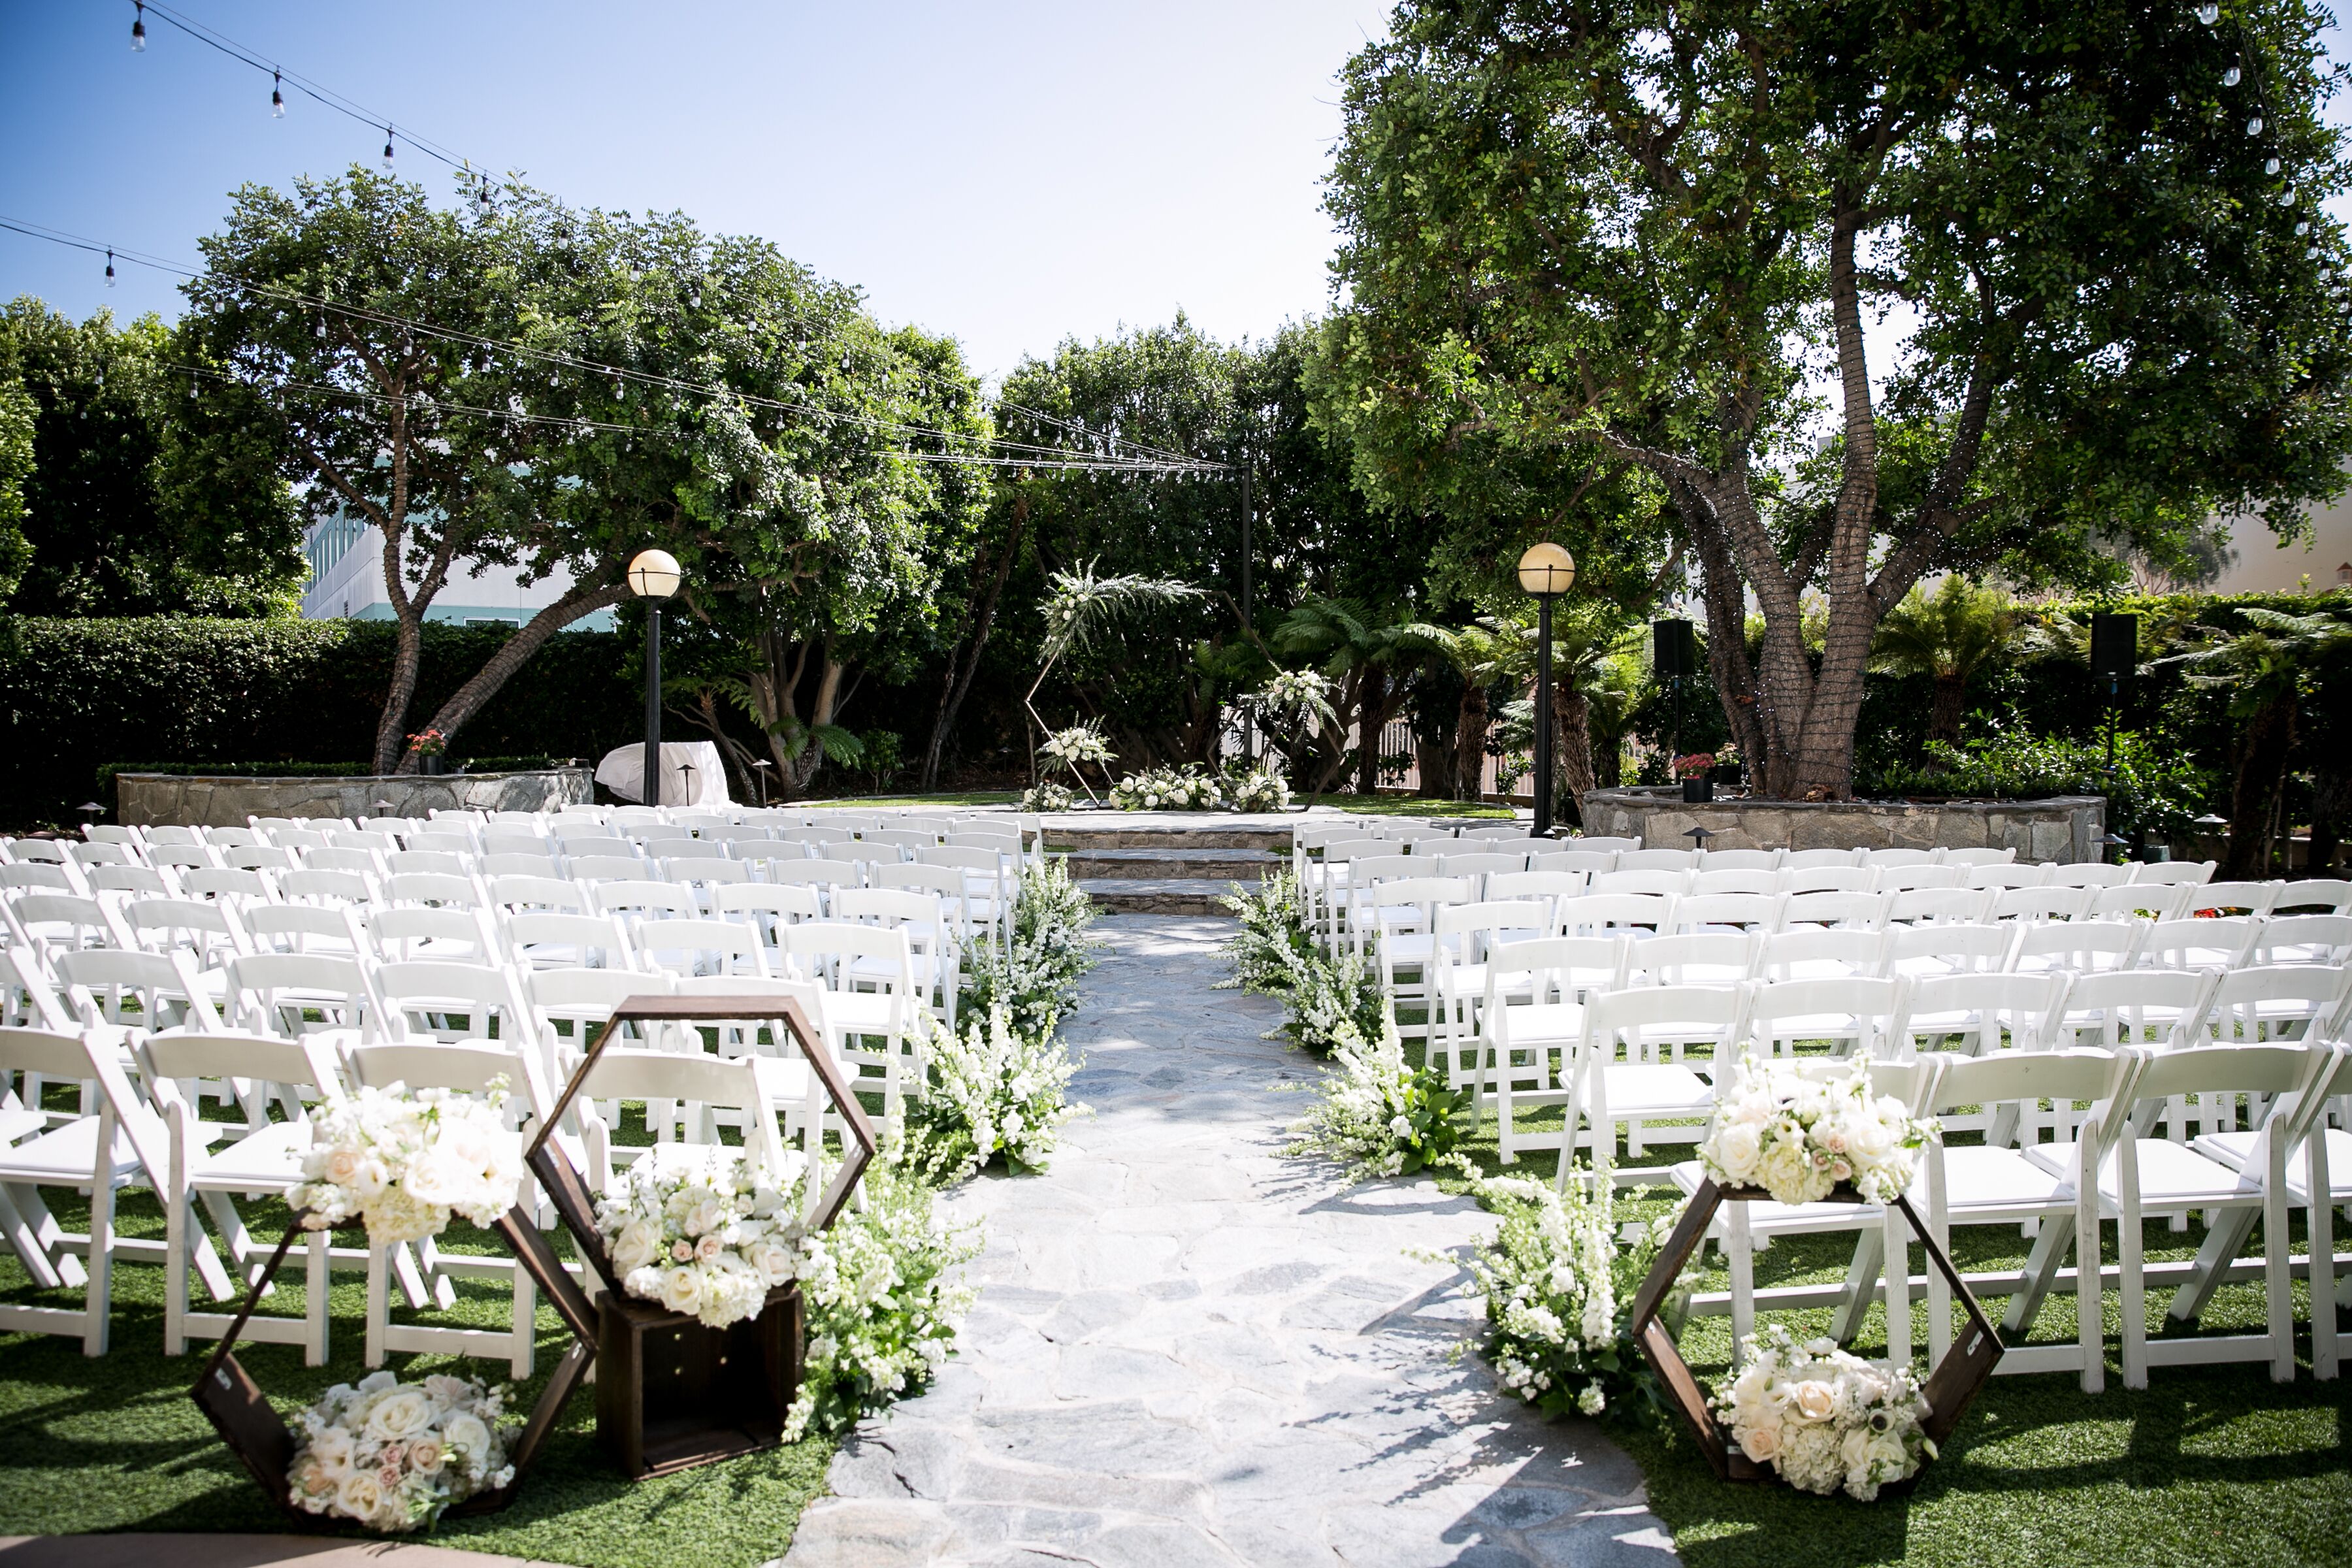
left=1699, top=1055, right=1931, bottom=1206
left=291, top=1083, right=525, bottom=1245
left=916, top=1004, right=1086, bottom=1175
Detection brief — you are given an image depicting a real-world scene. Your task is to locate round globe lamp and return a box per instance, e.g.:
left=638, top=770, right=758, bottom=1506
left=1518, top=542, right=1576, bottom=836
left=629, top=549, right=683, bottom=807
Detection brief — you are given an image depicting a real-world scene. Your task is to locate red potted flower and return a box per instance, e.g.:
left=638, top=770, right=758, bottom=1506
left=1673, top=751, right=1717, bottom=804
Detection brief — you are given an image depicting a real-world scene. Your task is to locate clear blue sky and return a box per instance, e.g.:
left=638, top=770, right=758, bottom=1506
left=0, top=0, right=1396, bottom=378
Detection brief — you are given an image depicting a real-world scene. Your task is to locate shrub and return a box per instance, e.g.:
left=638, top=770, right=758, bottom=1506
left=1869, top=727, right=2208, bottom=843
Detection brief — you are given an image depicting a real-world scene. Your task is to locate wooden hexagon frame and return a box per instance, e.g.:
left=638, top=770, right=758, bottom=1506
left=193, top=992, right=877, bottom=1515
left=1626, top=1178, right=2004, bottom=1486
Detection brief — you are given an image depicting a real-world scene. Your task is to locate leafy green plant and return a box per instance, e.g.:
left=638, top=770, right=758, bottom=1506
left=1290, top=1012, right=1464, bottom=1179
left=1867, top=727, right=2208, bottom=845
left=1216, top=870, right=1387, bottom=1054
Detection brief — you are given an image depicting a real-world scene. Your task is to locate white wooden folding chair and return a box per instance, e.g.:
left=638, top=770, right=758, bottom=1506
left=2138, top=916, right=2262, bottom=972
left=1741, top=975, right=1912, bottom=1060
left=1778, top=890, right=1891, bottom=930
left=503, top=909, right=636, bottom=971
left=242, top=904, right=368, bottom=960
left=781, top=921, right=919, bottom=1115
left=1885, top=887, right=1994, bottom=927
left=1689, top=868, right=1779, bottom=897
left=1779, top=865, right=1877, bottom=896
left=2009, top=919, right=2148, bottom=977
left=632, top=917, right=775, bottom=981
left=1755, top=926, right=1889, bottom=983
left=1484, top=936, right=1627, bottom=1166
left=835, top=887, right=960, bottom=1029
left=142, top=1029, right=349, bottom=1364
left=1566, top=983, right=1748, bottom=1177
left=1428, top=900, right=1554, bottom=1105
left=0, top=1027, right=155, bottom=1353
left=340, top=1038, right=547, bottom=1377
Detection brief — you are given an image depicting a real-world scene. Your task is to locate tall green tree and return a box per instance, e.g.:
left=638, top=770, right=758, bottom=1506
left=1868, top=575, right=2021, bottom=745
left=1319, top=0, right=2352, bottom=799
left=0, top=299, right=300, bottom=617
left=182, top=169, right=530, bottom=772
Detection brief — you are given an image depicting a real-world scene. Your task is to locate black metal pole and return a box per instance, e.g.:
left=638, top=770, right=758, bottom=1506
left=1240, top=463, right=1254, bottom=766
left=1533, top=594, right=1555, bottom=836
left=643, top=603, right=662, bottom=809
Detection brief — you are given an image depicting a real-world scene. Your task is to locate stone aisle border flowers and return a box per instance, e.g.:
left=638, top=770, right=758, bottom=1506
left=1290, top=1012, right=1463, bottom=1179
left=913, top=1004, right=1086, bottom=1175
left=287, top=1371, right=514, bottom=1533
left=1218, top=868, right=1386, bottom=1053
left=1470, top=1168, right=1674, bottom=1422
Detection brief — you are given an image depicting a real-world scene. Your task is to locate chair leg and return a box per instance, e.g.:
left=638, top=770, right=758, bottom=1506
left=2168, top=1207, right=2258, bottom=1324
left=2076, top=1207, right=2106, bottom=1394
left=1830, top=1229, right=1884, bottom=1345
left=2119, top=1197, right=2148, bottom=1390
left=2314, top=1149, right=2340, bottom=1381
left=82, top=1178, right=114, bottom=1358
left=1883, top=1205, right=1912, bottom=1370
left=1727, top=1203, right=1756, bottom=1367
left=306, top=1230, right=331, bottom=1368
left=163, top=1191, right=189, bottom=1357
left=365, top=1245, right=391, bottom=1369
left=2009, top=1208, right=2075, bottom=1335
left=2264, top=1187, right=2295, bottom=1382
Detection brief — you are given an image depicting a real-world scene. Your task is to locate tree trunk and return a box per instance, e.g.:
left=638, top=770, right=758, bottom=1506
left=1554, top=681, right=1595, bottom=828
left=921, top=502, right=1025, bottom=791
left=375, top=608, right=427, bottom=775
left=1453, top=681, right=1490, bottom=802
left=1414, top=722, right=1453, bottom=799
left=1354, top=668, right=1385, bottom=796
left=406, top=572, right=632, bottom=762
left=2223, top=698, right=2295, bottom=879
left=2309, top=765, right=2349, bottom=876
left=774, top=653, right=847, bottom=798
left=1928, top=674, right=1967, bottom=747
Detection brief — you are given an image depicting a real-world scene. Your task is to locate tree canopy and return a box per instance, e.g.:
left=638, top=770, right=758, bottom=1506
left=1316, top=0, right=2352, bottom=796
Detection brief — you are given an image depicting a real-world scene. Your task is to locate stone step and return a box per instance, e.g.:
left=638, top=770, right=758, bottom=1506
left=1061, top=847, right=1277, bottom=881
left=1079, top=878, right=1244, bottom=917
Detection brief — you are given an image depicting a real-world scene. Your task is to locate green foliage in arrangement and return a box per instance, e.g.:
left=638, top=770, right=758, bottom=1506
left=962, top=858, right=1101, bottom=1045
left=1216, top=870, right=1386, bottom=1054
left=0, top=617, right=634, bottom=828
left=1288, top=1011, right=1465, bottom=1180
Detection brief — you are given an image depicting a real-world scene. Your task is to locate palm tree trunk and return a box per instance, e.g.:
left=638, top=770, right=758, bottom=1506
left=1554, top=682, right=1595, bottom=826
left=1453, top=682, right=1490, bottom=802
left=2223, top=699, right=2295, bottom=878
left=1354, top=668, right=1385, bottom=796
left=1929, top=674, right=1966, bottom=746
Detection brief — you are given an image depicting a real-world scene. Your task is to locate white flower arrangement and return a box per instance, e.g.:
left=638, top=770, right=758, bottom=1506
left=914, top=1004, right=1086, bottom=1175
left=1017, top=779, right=1074, bottom=812
left=286, top=1369, right=513, bottom=1533
left=1109, top=764, right=1225, bottom=811
left=1216, top=870, right=1386, bottom=1053
left=290, top=1083, right=525, bottom=1245
left=785, top=1151, right=981, bottom=1441
left=1471, top=1166, right=1674, bottom=1420
left=1221, top=764, right=1292, bottom=813
left=593, top=1143, right=809, bottom=1330
left=1699, top=1056, right=1930, bottom=1207
left=1713, top=1324, right=1935, bottom=1500
left=1291, top=1011, right=1463, bottom=1180
left=1039, top=722, right=1116, bottom=771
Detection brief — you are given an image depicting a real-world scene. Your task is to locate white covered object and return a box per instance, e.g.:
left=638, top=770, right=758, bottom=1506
left=595, top=742, right=730, bottom=806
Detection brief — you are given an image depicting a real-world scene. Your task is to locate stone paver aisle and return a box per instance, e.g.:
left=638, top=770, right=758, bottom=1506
left=782, top=916, right=1677, bottom=1568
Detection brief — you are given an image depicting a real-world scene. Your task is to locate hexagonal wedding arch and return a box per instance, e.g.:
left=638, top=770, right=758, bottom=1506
left=194, top=994, right=878, bottom=1521
left=1626, top=1178, right=2005, bottom=1490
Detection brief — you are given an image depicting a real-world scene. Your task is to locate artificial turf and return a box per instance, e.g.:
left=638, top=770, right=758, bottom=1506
left=0, top=1107, right=836, bottom=1567
left=1422, top=1039, right=2352, bottom=1568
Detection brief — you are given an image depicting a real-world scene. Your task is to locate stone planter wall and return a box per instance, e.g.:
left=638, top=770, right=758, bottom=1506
left=115, top=768, right=593, bottom=828
left=1578, top=787, right=2105, bottom=864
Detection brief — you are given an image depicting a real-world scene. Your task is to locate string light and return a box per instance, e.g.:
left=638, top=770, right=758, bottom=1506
left=382, top=127, right=395, bottom=170
left=2297, top=220, right=2311, bottom=236
left=131, top=1, right=146, bottom=50
left=105, top=248, right=115, bottom=287
left=2264, top=156, right=2281, bottom=175
left=271, top=69, right=284, bottom=117
left=2247, top=116, right=2264, bottom=135
left=2224, top=65, right=2242, bottom=87
left=2197, top=3, right=2219, bottom=24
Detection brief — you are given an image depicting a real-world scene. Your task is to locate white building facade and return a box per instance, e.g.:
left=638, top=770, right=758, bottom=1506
left=300, top=513, right=617, bottom=630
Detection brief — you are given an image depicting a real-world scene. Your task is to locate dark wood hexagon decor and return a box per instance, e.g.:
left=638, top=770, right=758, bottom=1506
left=1625, top=1179, right=2004, bottom=1486
left=191, top=1212, right=591, bottom=1530
left=529, top=993, right=878, bottom=1477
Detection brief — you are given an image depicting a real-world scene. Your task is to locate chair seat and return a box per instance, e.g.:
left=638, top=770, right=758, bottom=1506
left=0, top=1116, right=144, bottom=1185
left=1939, top=1145, right=2074, bottom=1213
left=0, top=1107, right=49, bottom=1146
left=1593, top=1062, right=1714, bottom=1118
left=189, top=1121, right=313, bottom=1190
left=2025, top=1137, right=2261, bottom=1209
left=1491, top=1001, right=1584, bottom=1047
left=825, top=992, right=905, bottom=1034
left=2195, top=1126, right=2352, bottom=1205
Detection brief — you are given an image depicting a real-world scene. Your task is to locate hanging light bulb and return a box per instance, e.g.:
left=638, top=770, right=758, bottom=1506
left=2197, top=3, right=2220, bottom=22
left=2265, top=157, right=2281, bottom=175
left=2297, top=220, right=2311, bottom=236
left=271, top=71, right=285, bottom=117
left=131, top=1, right=146, bottom=50
left=2247, top=116, right=2264, bottom=135
left=105, top=248, right=116, bottom=287
left=2281, top=188, right=2297, bottom=206
left=382, top=128, right=395, bottom=170
left=2308, top=246, right=2321, bottom=259
left=2224, top=64, right=2242, bottom=86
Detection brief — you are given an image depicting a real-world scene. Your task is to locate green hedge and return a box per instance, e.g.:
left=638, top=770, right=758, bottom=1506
left=0, top=618, right=635, bottom=828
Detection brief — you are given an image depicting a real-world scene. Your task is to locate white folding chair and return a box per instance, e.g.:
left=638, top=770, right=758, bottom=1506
left=368, top=905, right=497, bottom=964
left=1778, top=890, right=1890, bottom=930
left=2132, top=859, right=2217, bottom=887
left=1622, top=932, right=1757, bottom=989
left=487, top=874, right=592, bottom=915
left=1779, top=866, right=1876, bottom=896
left=1990, top=886, right=2094, bottom=924
left=242, top=904, right=367, bottom=960
left=1690, top=868, right=1779, bottom=897
left=2139, top=917, right=2262, bottom=972
left=1485, top=936, right=1627, bottom=1166
left=2272, top=879, right=2352, bottom=915
left=632, top=917, right=775, bottom=980
left=2183, top=881, right=2281, bottom=917
left=1428, top=900, right=1554, bottom=1102
left=781, top=921, right=920, bottom=1114
left=504, top=909, right=636, bottom=971
left=1567, top=984, right=1747, bottom=1175
left=1755, top=926, right=1889, bottom=983
left=2249, top=914, right=2352, bottom=967
left=1885, top=887, right=1995, bottom=927
left=1557, top=892, right=1676, bottom=939
left=1742, top=975, right=1911, bottom=1060
left=2009, top=919, right=2147, bottom=977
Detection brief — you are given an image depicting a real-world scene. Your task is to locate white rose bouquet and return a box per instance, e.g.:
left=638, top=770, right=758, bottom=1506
left=1699, top=1056, right=1929, bottom=1207
left=911, top=1004, right=1085, bottom=1175
left=593, top=1143, right=809, bottom=1330
left=1470, top=1167, right=1675, bottom=1421
left=286, top=1369, right=514, bottom=1532
left=1109, top=764, right=1226, bottom=811
left=1712, top=1325, right=1935, bottom=1500
left=290, top=1083, right=525, bottom=1245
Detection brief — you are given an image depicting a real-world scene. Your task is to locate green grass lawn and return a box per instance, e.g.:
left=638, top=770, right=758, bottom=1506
left=0, top=1109, right=834, bottom=1567
left=1409, top=1033, right=2352, bottom=1568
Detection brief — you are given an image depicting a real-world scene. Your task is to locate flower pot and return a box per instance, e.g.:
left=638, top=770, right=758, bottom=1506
left=419, top=754, right=447, bottom=776
left=1681, top=777, right=1713, bottom=804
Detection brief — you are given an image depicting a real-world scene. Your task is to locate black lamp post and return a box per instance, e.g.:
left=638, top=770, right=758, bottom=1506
left=1517, top=542, right=1577, bottom=837
left=627, top=549, right=683, bottom=808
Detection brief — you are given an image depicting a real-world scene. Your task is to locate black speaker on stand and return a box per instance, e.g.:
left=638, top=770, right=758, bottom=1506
left=2089, top=612, right=2137, bottom=839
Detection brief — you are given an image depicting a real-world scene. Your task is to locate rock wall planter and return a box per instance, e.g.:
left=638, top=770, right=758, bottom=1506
left=1580, top=787, right=2105, bottom=863
left=117, top=767, right=592, bottom=828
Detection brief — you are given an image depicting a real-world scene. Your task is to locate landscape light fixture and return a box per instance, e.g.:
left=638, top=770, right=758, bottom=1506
left=1684, top=825, right=1716, bottom=846
left=752, top=759, right=773, bottom=808
left=1517, top=542, right=1576, bottom=838
left=372, top=799, right=395, bottom=817
left=77, top=802, right=104, bottom=822
left=629, top=549, right=683, bottom=809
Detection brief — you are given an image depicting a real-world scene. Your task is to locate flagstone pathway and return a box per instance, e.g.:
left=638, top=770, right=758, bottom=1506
left=779, top=915, right=1677, bottom=1568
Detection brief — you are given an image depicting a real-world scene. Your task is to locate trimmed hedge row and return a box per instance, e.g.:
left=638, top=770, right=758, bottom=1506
left=0, top=617, right=636, bottom=828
